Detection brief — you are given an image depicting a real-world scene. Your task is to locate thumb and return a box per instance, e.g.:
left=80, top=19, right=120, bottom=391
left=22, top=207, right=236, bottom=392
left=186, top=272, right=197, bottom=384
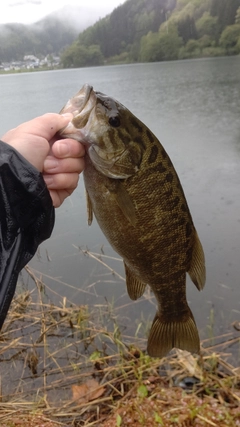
left=23, top=113, right=74, bottom=142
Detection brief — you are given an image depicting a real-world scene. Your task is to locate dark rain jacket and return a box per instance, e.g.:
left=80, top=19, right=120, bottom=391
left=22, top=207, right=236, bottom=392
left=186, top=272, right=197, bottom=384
left=0, top=140, right=55, bottom=329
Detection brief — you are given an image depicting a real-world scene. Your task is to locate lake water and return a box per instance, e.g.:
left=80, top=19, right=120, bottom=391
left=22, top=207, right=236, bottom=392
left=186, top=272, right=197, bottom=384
left=0, top=57, right=240, bottom=358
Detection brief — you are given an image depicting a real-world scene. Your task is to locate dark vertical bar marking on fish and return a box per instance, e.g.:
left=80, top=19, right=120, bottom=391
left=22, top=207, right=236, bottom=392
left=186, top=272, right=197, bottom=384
left=146, top=129, right=155, bottom=144
left=172, top=196, right=180, bottom=208
left=181, top=203, right=188, bottom=212
left=130, top=117, right=143, bottom=133
left=155, top=162, right=167, bottom=174
left=186, top=222, right=192, bottom=238
left=161, top=148, right=167, bottom=159
left=148, top=145, right=159, bottom=164
left=118, top=129, right=129, bottom=143
left=177, top=216, right=186, bottom=226
left=163, top=188, right=173, bottom=197
left=186, top=247, right=193, bottom=264
left=134, top=136, right=146, bottom=149
left=166, top=172, right=173, bottom=183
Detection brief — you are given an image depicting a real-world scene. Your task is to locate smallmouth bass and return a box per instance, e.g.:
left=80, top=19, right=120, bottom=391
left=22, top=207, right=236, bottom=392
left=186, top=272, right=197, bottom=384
left=60, top=84, right=206, bottom=358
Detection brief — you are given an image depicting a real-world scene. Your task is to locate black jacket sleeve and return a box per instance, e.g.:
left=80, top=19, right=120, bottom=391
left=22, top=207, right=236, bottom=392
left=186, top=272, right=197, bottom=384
left=0, top=140, right=55, bottom=329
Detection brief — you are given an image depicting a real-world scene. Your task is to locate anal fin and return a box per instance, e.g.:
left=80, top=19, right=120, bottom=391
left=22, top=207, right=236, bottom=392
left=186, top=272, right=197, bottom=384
left=124, top=262, right=146, bottom=300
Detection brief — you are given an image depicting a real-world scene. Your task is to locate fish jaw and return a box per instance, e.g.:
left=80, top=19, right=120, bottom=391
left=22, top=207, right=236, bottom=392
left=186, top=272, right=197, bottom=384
left=59, top=84, right=96, bottom=143
left=59, top=83, right=119, bottom=150
left=59, top=83, right=93, bottom=117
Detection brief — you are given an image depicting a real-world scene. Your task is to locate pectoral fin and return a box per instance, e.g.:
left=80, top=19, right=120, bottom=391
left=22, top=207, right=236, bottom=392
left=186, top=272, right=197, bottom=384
left=85, top=190, right=93, bottom=226
left=115, top=183, right=137, bottom=226
left=124, top=262, right=146, bottom=300
left=188, top=231, right=206, bottom=291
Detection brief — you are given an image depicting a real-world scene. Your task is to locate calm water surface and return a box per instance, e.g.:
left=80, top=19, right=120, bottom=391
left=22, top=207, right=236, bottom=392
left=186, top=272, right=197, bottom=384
left=0, top=57, right=240, bottom=353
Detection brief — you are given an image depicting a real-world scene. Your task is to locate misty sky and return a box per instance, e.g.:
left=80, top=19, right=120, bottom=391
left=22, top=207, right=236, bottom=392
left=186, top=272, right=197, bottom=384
left=1, top=0, right=123, bottom=25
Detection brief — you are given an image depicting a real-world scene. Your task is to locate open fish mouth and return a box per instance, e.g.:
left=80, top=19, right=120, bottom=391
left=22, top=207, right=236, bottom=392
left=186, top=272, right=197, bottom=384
left=59, top=84, right=97, bottom=141
left=74, top=83, right=94, bottom=113
left=60, top=83, right=94, bottom=115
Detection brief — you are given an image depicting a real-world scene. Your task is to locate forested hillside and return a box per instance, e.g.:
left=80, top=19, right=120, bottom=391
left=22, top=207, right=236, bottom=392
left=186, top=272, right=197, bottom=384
left=61, top=0, right=240, bottom=67
left=1, top=0, right=239, bottom=67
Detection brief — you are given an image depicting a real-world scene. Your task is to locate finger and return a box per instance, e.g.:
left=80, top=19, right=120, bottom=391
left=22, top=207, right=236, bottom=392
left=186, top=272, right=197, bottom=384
left=49, top=188, right=75, bottom=208
left=43, top=172, right=80, bottom=191
left=43, top=156, right=85, bottom=174
left=51, top=138, right=85, bottom=159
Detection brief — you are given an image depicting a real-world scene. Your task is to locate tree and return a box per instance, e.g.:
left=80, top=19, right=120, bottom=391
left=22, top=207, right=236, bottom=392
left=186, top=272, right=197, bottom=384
left=86, top=45, right=104, bottom=66
left=139, top=31, right=160, bottom=62
left=158, top=27, right=183, bottom=60
left=219, top=24, right=240, bottom=54
left=139, top=26, right=183, bottom=62
left=198, top=34, right=213, bottom=48
left=178, top=15, right=198, bottom=43
left=196, top=11, right=218, bottom=38
left=235, top=6, right=240, bottom=23
left=77, top=0, right=176, bottom=60
left=211, top=0, right=240, bottom=35
left=61, top=42, right=103, bottom=68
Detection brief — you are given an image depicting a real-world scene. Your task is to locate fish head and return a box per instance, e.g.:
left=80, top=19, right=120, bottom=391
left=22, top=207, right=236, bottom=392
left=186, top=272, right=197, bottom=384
left=59, top=84, right=144, bottom=178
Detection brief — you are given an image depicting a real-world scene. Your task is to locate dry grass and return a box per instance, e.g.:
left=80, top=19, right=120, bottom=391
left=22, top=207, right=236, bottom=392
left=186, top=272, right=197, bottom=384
left=0, top=253, right=239, bottom=427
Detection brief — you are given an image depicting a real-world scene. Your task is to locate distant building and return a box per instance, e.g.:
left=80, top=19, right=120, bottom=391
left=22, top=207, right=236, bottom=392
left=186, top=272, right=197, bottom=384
left=23, top=55, right=39, bottom=62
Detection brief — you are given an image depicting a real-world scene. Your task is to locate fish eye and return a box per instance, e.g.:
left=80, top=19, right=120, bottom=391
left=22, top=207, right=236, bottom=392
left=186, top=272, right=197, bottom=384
left=109, top=116, right=121, bottom=128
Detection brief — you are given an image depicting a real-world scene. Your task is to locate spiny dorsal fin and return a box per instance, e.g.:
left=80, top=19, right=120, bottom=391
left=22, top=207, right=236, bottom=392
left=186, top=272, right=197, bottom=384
left=115, top=183, right=137, bottom=226
left=188, top=230, right=206, bottom=291
left=85, top=190, right=93, bottom=226
left=124, top=262, right=146, bottom=300
left=147, top=308, right=200, bottom=358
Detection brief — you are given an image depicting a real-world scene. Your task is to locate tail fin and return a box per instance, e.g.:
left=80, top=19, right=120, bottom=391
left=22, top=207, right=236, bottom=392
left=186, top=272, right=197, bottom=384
left=147, top=309, right=200, bottom=358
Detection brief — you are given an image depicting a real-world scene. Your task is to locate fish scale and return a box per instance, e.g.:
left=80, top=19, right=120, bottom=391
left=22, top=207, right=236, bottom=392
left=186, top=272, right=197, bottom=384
left=60, top=84, right=206, bottom=358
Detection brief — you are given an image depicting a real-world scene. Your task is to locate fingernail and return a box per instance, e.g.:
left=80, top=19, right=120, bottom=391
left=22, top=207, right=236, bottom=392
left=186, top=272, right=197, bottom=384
left=61, top=113, right=73, bottom=120
left=43, top=175, right=53, bottom=186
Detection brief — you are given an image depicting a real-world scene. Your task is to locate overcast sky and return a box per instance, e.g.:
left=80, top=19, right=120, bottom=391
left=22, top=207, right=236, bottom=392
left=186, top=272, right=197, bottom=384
left=1, top=0, right=123, bottom=25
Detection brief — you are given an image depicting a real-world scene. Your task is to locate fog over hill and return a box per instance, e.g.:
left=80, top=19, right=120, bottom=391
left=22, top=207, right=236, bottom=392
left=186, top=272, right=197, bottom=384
left=0, top=5, right=107, bottom=62
left=33, top=5, right=107, bottom=32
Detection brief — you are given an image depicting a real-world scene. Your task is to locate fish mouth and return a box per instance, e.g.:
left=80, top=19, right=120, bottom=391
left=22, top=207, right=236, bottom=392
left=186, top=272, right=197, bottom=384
left=59, top=84, right=96, bottom=141
left=60, top=83, right=94, bottom=115
left=75, top=83, right=94, bottom=114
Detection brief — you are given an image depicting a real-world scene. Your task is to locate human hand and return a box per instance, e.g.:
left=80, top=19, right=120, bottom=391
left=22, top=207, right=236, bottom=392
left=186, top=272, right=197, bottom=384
left=1, top=113, right=85, bottom=207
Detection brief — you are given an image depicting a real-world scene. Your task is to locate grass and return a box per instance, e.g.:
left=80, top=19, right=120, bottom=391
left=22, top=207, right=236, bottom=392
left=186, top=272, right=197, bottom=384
left=0, top=252, right=239, bottom=427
